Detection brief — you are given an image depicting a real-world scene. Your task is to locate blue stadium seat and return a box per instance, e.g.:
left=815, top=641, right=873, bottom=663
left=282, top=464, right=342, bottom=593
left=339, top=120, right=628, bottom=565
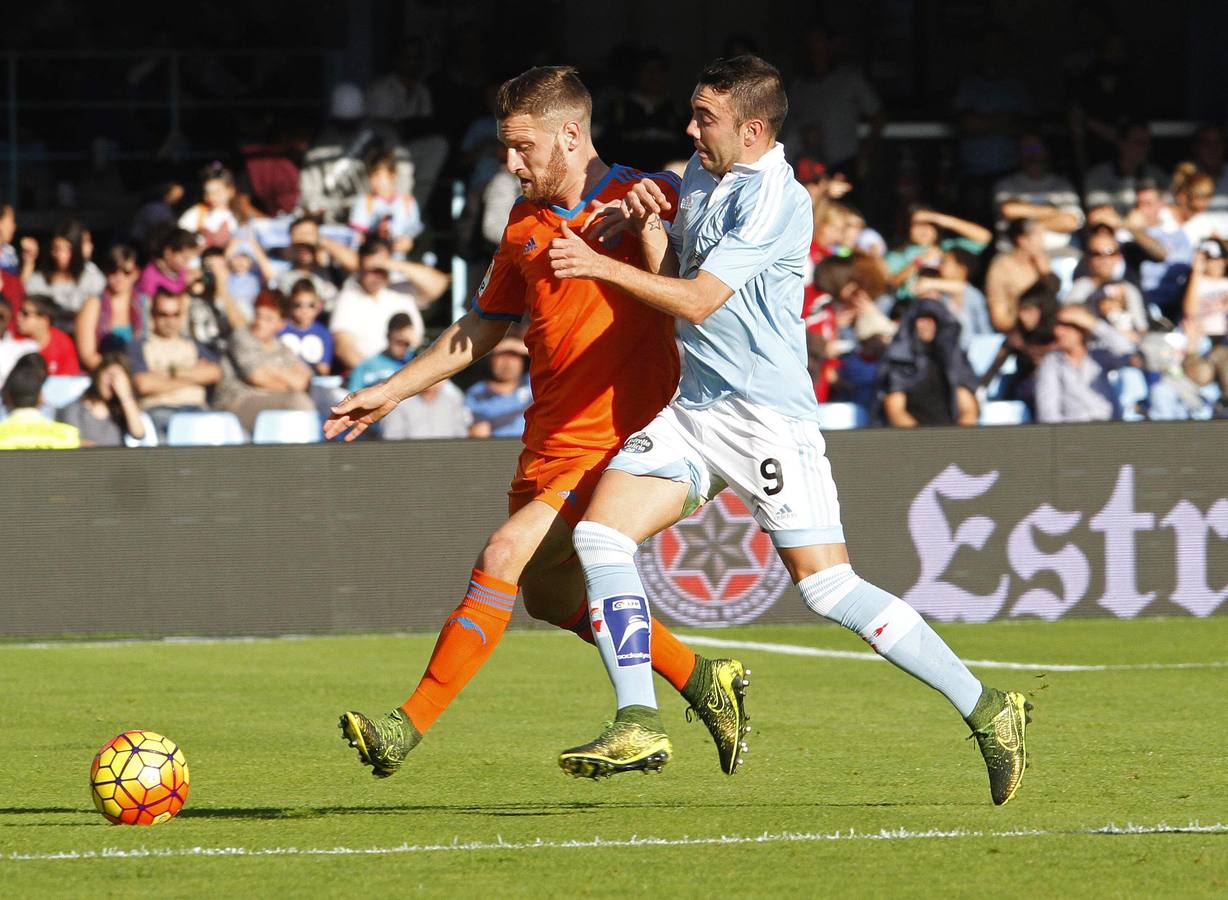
left=965, top=334, right=1005, bottom=377
left=123, top=412, right=159, bottom=448
left=816, top=402, right=869, bottom=430
left=41, top=375, right=90, bottom=410
left=979, top=400, right=1032, bottom=426
left=1110, top=366, right=1149, bottom=422
left=166, top=411, right=247, bottom=447
left=252, top=409, right=322, bottom=444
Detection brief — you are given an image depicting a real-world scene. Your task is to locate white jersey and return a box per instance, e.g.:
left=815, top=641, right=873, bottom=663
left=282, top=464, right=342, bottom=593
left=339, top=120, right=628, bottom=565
left=670, top=144, right=817, bottom=420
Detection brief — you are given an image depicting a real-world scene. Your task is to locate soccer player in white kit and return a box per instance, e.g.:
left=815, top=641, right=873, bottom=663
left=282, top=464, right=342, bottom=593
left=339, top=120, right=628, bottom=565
left=548, top=55, right=1030, bottom=804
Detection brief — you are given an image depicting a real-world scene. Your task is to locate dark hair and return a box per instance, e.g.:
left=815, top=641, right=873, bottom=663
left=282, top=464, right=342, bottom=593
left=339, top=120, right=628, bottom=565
left=2, top=353, right=46, bottom=409
left=364, top=148, right=398, bottom=176
left=159, top=227, right=198, bottom=255
left=199, top=161, right=235, bottom=187
left=494, top=65, right=592, bottom=127
left=85, top=351, right=133, bottom=407
left=696, top=54, right=788, bottom=137
left=943, top=246, right=979, bottom=276
left=37, top=219, right=87, bottom=281
left=814, top=253, right=887, bottom=300
left=387, top=312, right=414, bottom=334
left=290, top=215, right=320, bottom=233
left=359, top=236, right=392, bottom=259
left=152, top=287, right=185, bottom=309
left=288, top=277, right=317, bottom=298
left=24, top=294, right=57, bottom=320
left=102, top=243, right=138, bottom=276
left=1134, top=176, right=1161, bottom=194
left=1006, top=218, right=1039, bottom=246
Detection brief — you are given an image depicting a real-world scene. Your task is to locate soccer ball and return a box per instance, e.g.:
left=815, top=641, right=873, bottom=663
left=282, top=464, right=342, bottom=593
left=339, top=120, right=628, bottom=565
left=90, top=730, right=190, bottom=825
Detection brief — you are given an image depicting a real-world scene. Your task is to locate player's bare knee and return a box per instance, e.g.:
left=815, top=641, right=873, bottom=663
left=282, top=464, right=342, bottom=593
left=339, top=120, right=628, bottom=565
left=476, top=531, right=534, bottom=583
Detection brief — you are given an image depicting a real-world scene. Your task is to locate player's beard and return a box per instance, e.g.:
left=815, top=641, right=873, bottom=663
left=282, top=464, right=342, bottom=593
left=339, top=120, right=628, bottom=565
left=522, top=142, right=568, bottom=205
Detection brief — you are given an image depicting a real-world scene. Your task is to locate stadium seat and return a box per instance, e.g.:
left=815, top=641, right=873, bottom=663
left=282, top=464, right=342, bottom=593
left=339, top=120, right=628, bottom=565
left=965, top=334, right=1005, bottom=377
left=166, top=411, right=247, bottom=447
left=252, top=409, right=322, bottom=444
left=979, top=400, right=1032, bottom=426
left=41, top=375, right=90, bottom=410
left=816, top=402, right=869, bottom=430
left=1110, top=366, right=1150, bottom=422
left=310, top=375, right=346, bottom=428
left=123, top=412, right=159, bottom=448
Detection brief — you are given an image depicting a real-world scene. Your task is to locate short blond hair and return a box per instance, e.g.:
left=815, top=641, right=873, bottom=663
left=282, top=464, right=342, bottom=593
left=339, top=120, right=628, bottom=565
left=494, top=65, right=591, bottom=129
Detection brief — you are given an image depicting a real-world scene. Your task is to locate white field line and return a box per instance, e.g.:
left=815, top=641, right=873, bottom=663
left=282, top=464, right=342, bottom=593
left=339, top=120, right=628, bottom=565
left=4, top=630, right=1226, bottom=672
left=680, top=635, right=1228, bottom=672
left=6, top=822, right=1227, bottom=863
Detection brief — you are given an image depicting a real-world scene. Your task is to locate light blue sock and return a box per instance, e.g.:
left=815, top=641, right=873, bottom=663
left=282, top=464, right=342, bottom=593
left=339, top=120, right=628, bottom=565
left=572, top=521, right=657, bottom=712
left=797, top=564, right=983, bottom=717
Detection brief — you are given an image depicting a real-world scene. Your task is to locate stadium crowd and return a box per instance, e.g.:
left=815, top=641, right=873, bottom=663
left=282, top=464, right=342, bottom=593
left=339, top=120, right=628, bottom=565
left=1, top=23, right=1226, bottom=449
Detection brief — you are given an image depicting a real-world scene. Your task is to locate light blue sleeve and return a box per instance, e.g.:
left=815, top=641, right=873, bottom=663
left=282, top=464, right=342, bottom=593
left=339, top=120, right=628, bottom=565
left=699, top=170, right=798, bottom=293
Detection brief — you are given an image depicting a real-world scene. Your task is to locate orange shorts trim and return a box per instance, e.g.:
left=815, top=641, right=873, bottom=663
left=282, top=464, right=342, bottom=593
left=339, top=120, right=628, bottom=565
left=507, top=447, right=619, bottom=527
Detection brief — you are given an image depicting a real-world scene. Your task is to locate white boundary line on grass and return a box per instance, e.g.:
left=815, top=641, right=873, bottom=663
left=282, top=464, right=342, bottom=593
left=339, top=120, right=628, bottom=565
left=680, top=635, right=1228, bottom=672
left=4, top=630, right=1226, bottom=672
left=6, top=822, right=1227, bottom=862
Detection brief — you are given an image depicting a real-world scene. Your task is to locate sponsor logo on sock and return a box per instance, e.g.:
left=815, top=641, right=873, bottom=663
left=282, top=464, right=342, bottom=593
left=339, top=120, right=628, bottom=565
left=450, top=615, right=487, bottom=645
left=603, top=594, right=651, bottom=667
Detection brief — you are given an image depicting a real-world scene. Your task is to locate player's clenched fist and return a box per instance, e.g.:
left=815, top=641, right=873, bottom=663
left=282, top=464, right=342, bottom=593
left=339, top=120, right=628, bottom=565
left=549, top=221, right=611, bottom=281
left=324, top=382, right=401, bottom=441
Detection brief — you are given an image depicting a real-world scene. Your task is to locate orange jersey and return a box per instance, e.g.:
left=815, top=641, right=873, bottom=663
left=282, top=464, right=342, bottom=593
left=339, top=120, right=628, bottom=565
left=474, top=164, right=682, bottom=457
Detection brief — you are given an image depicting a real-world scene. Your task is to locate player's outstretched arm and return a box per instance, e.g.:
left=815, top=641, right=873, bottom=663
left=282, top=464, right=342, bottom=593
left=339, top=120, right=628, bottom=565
left=549, top=222, right=730, bottom=324
left=325, top=310, right=510, bottom=441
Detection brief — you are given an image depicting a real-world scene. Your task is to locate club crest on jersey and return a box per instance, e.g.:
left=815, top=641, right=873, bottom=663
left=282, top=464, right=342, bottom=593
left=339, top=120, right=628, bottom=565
left=603, top=595, right=651, bottom=667
left=622, top=432, right=653, bottom=453
left=522, top=237, right=538, bottom=256
left=639, top=492, right=791, bottom=627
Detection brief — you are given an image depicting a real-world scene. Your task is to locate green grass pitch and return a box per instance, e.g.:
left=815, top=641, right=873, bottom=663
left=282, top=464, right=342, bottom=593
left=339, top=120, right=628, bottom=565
left=3, top=617, right=1226, bottom=897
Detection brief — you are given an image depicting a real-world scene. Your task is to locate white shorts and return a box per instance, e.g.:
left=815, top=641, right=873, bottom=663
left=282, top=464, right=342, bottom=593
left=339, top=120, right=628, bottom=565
left=608, top=396, right=844, bottom=548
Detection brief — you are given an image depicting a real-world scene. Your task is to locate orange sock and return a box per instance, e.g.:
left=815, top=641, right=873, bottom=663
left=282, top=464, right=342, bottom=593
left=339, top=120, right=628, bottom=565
left=558, top=604, right=697, bottom=692
left=401, top=569, right=516, bottom=734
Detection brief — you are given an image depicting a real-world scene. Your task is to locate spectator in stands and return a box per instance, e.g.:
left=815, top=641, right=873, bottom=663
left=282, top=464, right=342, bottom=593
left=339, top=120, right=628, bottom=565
left=602, top=48, right=691, bottom=172
left=1064, top=226, right=1148, bottom=337
left=349, top=149, right=424, bottom=257
left=185, top=248, right=248, bottom=354
left=1034, top=305, right=1135, bottom=423
left=465, top=335, right=531, bottom=438
left=57, top=351, right=146, bottom=447
left=330, top=238, right=424, bottom=371
left=76, top=244, right=141, bottom=371
left=840, top=205, right=885, bottom=257
left=953, top=25, right=1033, bottom=219
left=880, top=298, right=979, bottom=428
left=278, top=279, right=333, bottom=375
left=827, top=313, right=893, bottom=411
left=0, top=203, right=17, bottom=274
left=787, top=27, right=884, bottom=180
left=381, top=379, right=472, bottom=440
left=131, top=181, right=185, bottom=248
left=299, top=83, right=414, bottom=225
left=178, top=163, right=239, bottom=249
left=347, top=311, right=416, bottom=391
left=0, top=353, right=79, bottom=449
left=885, top=207, right=990, bottom=298
left=1129, top=180, right=1191, bottom=314
left=1170, top=162, right=1228, bottom=247
left=1084, top=121, right=1167, bottom=216
left=272, top=216, right=353, bottom=310
left=985, top=219, right=1058, bottom=332
left=994, top=133, right=1083, bottom=252
left=1191, top=124, right=1228, bottom=213
left=136, top=228, right=198, bottom=311
left=979, top=281, right=1058, bottom=409
left=21, top=219, right=105, bottom=317
left=16, top=294, right=79, bottom=376
left=1184, top=240, right=1228, bottom=339
left=805, top=253, right=890, bottom=402
left=913, top=246, right=993, bottom=349
left=130, top=288, right=222, bottom=439
left=0, top=302, right=37, bottom=385
left=213, top=291, right=315, bottom=433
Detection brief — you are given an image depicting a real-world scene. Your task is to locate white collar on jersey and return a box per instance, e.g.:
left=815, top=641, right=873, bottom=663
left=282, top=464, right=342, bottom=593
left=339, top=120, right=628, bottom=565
left=729, top=141, right=786, bottom=176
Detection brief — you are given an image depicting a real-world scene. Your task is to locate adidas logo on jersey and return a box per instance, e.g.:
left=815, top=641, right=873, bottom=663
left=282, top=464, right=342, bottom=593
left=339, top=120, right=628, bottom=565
left=777, top=503, right=795, bottom=518
left=522, top=237, right=538, bottom=255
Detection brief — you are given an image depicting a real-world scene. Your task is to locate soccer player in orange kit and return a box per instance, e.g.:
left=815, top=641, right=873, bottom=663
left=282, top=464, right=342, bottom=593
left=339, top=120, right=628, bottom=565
left=326, top=66, right=749, bottom=779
